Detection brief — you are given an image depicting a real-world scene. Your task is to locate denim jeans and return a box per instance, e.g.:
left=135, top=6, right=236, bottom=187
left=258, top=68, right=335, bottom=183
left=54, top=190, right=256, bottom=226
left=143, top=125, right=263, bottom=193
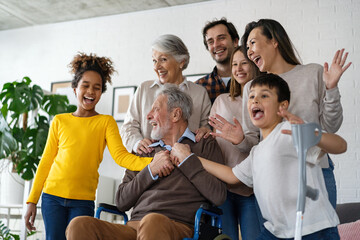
left=322, top=155, right=337, bottom=209
left=41, top=193, right=95, bottom=240
left=256, top=226, right=340, bottom=240
left=219, top=192, right=263, bottom=240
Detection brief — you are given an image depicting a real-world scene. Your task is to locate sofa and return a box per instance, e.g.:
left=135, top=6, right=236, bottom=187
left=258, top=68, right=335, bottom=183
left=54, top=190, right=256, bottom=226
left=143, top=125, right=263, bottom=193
left=336, top=202, right=360, bottom=239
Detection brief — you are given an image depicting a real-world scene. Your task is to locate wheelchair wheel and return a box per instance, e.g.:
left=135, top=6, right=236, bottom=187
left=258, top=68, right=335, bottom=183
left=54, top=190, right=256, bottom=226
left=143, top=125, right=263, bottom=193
left=213, top=234, right=232, bottom=240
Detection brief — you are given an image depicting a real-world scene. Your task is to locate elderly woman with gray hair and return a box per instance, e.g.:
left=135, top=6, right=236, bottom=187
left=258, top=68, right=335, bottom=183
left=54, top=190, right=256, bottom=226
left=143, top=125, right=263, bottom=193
left=120, top=34, right=211, bottom=155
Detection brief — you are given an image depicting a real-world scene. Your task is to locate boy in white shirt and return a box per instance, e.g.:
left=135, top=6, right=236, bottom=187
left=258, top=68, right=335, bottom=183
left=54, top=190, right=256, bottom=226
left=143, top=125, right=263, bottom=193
left=171, top=73, right=346, bottom=239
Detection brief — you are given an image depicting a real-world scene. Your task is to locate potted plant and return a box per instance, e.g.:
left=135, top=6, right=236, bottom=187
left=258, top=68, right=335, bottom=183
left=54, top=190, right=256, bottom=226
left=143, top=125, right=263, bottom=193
left=0, top=76, right=76, bottom=180
left=0, top=219, right=36, bottom=240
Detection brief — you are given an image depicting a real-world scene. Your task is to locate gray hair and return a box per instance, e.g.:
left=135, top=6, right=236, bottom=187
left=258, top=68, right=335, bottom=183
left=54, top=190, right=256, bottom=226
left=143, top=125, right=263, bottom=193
left=157, top=84, right=193, bottom=122
left=152, top=34, right=190, bottom=70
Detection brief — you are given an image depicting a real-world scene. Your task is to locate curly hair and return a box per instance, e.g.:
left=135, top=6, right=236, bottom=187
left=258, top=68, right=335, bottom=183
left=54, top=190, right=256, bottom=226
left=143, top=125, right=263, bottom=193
left=69, top=52, right=115, bottom=93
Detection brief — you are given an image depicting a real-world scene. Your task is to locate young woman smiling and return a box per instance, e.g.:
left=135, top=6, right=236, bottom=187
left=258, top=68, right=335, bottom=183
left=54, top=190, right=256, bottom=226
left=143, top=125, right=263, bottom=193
left=210, top=46, right=262, bottom=240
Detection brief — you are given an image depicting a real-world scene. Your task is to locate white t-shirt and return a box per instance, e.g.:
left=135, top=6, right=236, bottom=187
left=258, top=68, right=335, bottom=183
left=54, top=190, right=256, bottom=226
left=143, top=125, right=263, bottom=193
left=239, top=64, right=343, bottom=169
left=233, top=121, right=339, bottom=238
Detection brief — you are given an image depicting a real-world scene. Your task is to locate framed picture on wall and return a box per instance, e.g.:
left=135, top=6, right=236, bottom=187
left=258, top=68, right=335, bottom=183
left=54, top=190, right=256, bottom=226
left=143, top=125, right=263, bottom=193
left=185, top=73, right=207, bottom=82
left=51, top=81, right=77, bottom=105
left=112, top=86, right=137, bottom=122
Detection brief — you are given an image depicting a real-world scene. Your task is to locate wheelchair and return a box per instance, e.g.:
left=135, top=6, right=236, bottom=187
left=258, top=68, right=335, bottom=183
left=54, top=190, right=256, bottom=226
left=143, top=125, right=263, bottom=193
left=95, top=203, right=231, bottom=240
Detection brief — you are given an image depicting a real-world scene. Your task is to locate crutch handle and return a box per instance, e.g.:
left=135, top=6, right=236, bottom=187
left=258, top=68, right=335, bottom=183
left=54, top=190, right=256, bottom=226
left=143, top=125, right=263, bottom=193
left=306, top=186, right=319, bottom=201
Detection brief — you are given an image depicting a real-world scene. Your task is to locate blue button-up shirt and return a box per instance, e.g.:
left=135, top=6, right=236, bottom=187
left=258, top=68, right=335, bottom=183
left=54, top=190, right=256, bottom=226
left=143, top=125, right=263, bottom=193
left=147, top=128, right=195, bottom=179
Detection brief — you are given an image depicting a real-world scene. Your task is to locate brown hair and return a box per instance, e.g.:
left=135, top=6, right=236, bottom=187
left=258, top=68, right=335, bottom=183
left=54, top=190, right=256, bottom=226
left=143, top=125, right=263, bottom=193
left=202, top=17, right=239, bottom=50
left=250, top=73, right=290, bottom=103
left=69, top=52, right=115, bottom=93
left=229, top=46, right=260, bottom=100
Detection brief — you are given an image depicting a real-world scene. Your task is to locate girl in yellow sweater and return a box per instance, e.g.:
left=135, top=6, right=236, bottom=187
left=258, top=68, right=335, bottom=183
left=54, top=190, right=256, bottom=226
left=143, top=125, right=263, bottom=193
left=24, top=53, right=152, bottom=240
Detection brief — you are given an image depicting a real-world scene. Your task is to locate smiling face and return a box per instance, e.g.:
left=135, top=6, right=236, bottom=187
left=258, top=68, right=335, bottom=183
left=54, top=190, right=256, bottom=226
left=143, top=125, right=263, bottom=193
left=247, top=27, right=278, bottom=73
left=152, top=50, right=183, bottom=85
left=231, top=50, right=253, bottom=86
left=147, top=94, right=172, bottom=140
left=205, top=24, right=238, bottom=64
left=73, top=70, right=102, bottom=117
left=247, top=84, right=286, bottom=136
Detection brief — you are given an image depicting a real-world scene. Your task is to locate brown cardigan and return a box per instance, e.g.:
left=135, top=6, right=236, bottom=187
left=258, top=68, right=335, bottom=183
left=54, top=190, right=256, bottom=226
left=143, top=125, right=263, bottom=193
left=115, top=135, right=226, bottom=225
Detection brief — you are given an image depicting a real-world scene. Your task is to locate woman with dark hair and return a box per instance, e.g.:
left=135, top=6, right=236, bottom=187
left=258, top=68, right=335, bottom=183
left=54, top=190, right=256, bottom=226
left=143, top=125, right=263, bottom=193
left=210, top=18, right=351, bottom=211
left=210, top=46, right=262, bottom=240
left=242, top=18, right=351, bottom=209
left=241, top=19, right=301, bottom=69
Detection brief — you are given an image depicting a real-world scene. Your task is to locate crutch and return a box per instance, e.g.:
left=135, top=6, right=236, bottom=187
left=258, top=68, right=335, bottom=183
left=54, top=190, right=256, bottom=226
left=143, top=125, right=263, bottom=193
left=291, top=123, right=322, bottom=240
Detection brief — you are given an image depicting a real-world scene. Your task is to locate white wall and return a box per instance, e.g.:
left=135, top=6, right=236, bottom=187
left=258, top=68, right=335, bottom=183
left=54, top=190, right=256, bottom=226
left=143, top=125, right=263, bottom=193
left=0, top=0, right=359, bottom=203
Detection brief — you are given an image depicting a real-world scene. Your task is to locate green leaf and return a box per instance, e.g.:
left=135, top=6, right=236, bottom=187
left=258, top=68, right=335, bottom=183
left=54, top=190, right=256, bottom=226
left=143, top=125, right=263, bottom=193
left=0, top=83, right=13, bottom=100
left=34, top=116, right=49, bottom=156
left=16, top=151, right=38, bottom=180
left=0, top=113, right=18, bottom=159
left=0, top=131, right=17, bottom=159
left=23, top=76, right=32, bottom=85
left=1, top=103, right=8, bottom=118
left=10, top=233, right=20, bottom=240
left=21, top=126, right=48, bottom=158
left=67, top=104, right=77, bottom=112
left=42, top=94, right=71, bottom=115
left=11, top=127, right=25, bottom=143
left=1, top=81, right=30, bottom=114
left=0, top=219, right=21, bottom=240
left=29, top=84, right=44, bottom=111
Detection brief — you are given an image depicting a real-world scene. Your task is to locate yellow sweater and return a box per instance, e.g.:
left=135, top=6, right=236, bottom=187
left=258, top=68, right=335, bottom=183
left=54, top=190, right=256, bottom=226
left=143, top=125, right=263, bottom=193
left=27, top=113, right=152, bottom=204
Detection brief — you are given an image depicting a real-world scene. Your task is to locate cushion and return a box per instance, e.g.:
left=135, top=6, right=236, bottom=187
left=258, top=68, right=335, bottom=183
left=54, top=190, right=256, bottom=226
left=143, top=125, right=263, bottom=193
left=338, top=220, right=360, bottom=240
left=336, top=202, right=360, bottom=224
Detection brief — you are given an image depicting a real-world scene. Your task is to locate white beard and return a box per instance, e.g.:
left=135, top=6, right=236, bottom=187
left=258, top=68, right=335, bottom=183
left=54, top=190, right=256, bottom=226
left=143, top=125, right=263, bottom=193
left=151, top=118, right=171, bottom=140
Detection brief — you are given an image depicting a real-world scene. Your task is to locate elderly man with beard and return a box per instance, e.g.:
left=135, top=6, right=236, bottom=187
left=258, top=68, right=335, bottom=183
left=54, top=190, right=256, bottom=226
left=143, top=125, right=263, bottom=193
left=66, top=86, right=226, bottom=240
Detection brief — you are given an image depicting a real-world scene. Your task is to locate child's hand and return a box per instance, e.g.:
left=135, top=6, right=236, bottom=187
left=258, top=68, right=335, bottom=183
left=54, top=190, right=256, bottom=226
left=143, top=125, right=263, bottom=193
left=136, top=138, right=154, bottom=155
left=150, top=150, right=174, bottom=177
left=278, top=109, right=304, bottom=135
left=24, top=203, right=37, bottom=231
left=278, top=108, right=304, bottom=124
left=209, top=114, right=244, bottom=145
left=171, top=143, right=192, bottom=165
left=323, top=48, right=352, bottom=90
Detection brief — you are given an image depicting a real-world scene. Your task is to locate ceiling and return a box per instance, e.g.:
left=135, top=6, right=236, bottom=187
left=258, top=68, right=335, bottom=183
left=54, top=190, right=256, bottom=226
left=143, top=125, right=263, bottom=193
left=0, top=0, right=210, bottom=31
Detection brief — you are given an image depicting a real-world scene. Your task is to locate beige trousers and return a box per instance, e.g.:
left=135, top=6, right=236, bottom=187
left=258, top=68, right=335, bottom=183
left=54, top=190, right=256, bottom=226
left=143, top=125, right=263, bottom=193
left=66, top=213, right=194, bottom=240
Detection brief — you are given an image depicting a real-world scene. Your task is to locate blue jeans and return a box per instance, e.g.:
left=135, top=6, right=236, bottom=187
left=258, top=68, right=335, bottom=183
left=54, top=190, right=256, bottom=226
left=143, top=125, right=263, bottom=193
left=322, top=155, right=337, bottom=208
left=219, top=192, right=263, bottom=240
left=41, top=193, right=95, bottom=240
left=256, top=226, right=340, bottom=240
